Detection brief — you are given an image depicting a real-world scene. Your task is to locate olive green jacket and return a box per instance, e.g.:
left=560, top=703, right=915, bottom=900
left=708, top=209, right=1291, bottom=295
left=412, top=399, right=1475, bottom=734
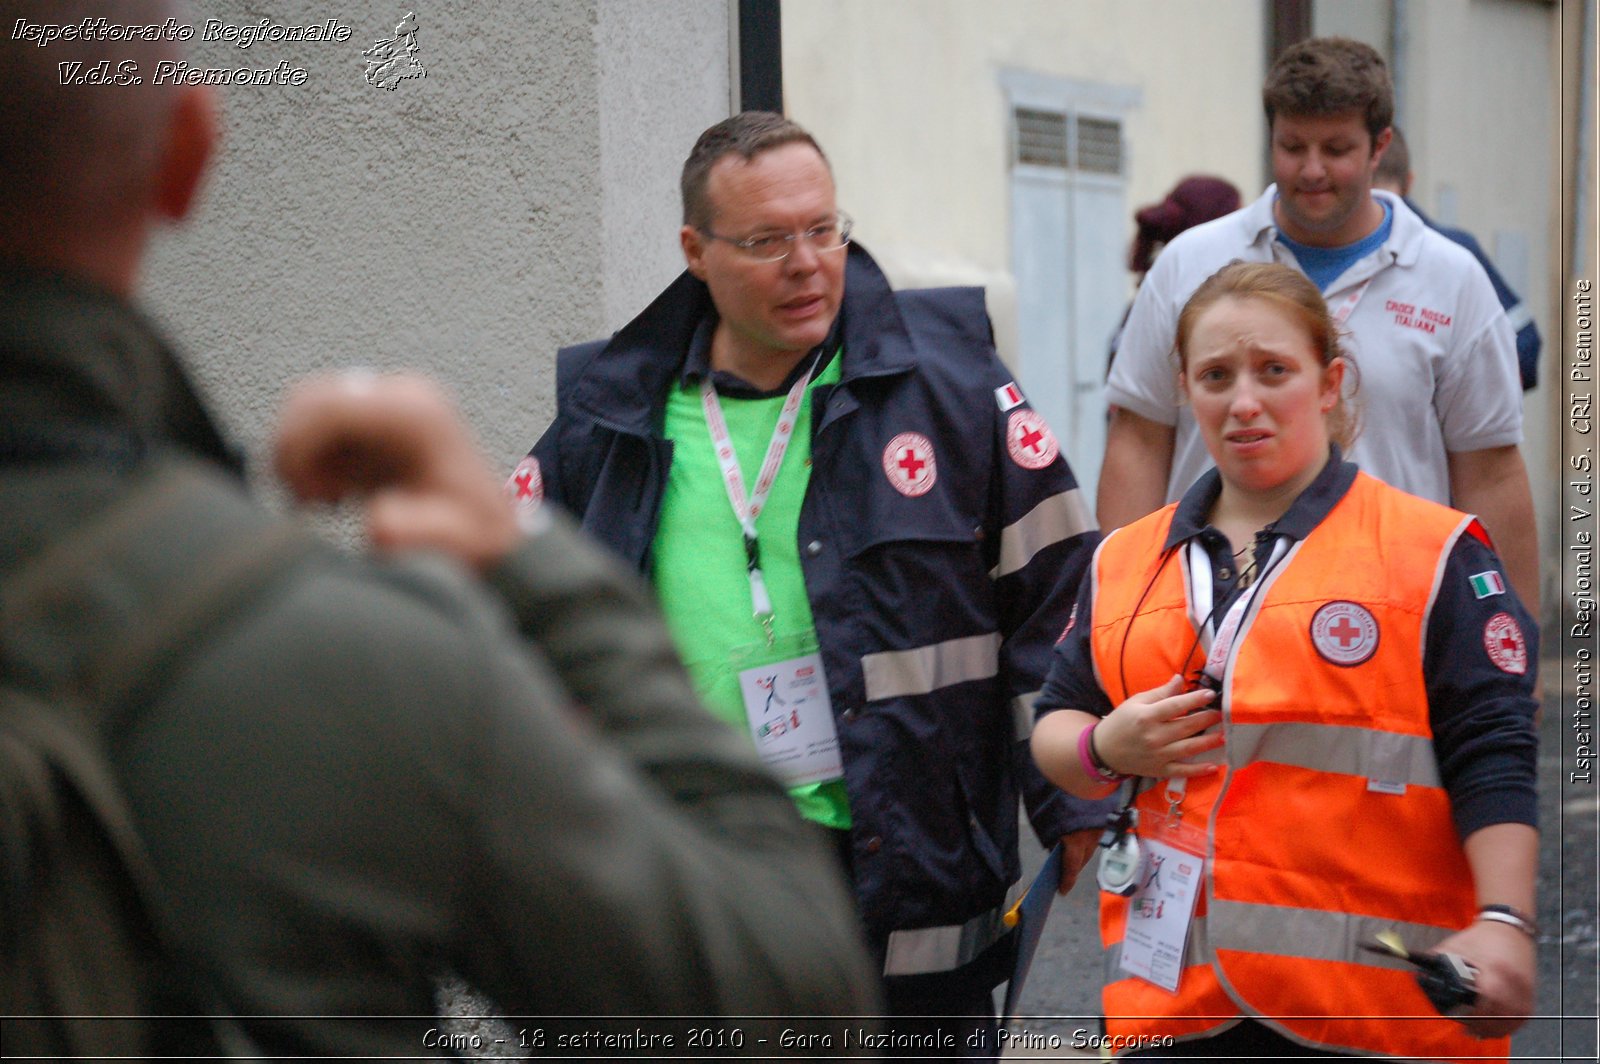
left=0, top=269, right=878, bottom=1056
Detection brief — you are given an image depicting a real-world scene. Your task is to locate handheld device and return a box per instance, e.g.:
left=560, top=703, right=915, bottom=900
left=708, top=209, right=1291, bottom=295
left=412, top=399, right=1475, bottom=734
left=1360, top=931, right=1478, bottom=1015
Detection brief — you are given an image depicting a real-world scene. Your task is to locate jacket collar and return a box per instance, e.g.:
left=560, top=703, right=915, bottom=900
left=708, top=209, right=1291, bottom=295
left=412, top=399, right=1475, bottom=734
left=0, top=263, right=242, bottom=475
left=565, top=241, right=917, bottom=434
left=1163, top=445, right=1360, bottom=551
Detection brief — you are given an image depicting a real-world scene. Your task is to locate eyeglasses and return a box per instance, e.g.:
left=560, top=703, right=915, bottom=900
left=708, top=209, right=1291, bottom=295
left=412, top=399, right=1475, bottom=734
left=700, top=211, right=853, bottom=263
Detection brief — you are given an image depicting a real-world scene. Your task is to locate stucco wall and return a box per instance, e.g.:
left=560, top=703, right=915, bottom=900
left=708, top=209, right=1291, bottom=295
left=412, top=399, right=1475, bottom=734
left=144, top=1, right=729, bottom=482
left=782, top=0, right=1265, bottom=293
left=599, top=0, right=733, bottom=332
left=1313, top=0, right=1390, bottom=53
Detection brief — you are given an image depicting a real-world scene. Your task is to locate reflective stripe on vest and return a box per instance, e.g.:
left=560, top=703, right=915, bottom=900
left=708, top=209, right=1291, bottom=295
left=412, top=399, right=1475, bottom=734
left=1208, top=899, right=1459, bottom=966
left=1088, top=474, right=1508, bottom=1062
left=1229, top=721, right=1442, bottom=788
left=1107, top=901, right=1461, bottom=988
left=990, top=488, right=1094, bottom=579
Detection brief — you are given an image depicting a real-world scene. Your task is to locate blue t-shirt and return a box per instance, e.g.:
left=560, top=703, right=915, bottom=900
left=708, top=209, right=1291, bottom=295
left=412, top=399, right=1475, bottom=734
left=1276, top=200, right=1393, bottom=291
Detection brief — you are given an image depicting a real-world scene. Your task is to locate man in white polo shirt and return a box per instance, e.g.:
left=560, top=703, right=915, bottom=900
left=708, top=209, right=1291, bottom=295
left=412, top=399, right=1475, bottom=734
left=1100, top=36, right=1538, bottom=614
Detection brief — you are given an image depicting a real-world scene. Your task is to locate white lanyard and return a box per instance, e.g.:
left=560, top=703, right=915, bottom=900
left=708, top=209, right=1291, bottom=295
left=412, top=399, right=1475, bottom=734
left=1187, top=535, right=1288, bottom=679
left=1167, top=534, right=1289, bottom=809
left=700, top=354, right=821, bottom=646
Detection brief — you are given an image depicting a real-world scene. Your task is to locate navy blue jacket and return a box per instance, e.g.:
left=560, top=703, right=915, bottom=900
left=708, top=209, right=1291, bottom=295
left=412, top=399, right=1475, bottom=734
left=527, top=245, right=1106, bottom=959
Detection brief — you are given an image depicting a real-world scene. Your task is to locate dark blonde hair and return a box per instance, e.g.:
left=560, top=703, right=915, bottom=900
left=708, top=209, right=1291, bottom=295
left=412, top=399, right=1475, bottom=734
left=1175, top=262, right=1361, bottom=448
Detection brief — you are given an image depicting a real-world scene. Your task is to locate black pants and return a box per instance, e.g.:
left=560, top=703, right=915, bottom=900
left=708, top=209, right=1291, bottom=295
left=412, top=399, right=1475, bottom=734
left=878, top=969, right=998, bottom=1060
left=1127, top=1019, right=1349, bottom=1062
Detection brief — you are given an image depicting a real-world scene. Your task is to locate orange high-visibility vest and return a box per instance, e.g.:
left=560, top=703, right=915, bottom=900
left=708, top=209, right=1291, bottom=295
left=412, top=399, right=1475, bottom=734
left=1088, top=472, right=1508, bottom=1062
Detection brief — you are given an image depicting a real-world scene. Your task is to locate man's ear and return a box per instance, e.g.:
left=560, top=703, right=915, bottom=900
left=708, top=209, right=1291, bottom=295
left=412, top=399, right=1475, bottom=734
left=681, top=224, right=708, bottom=280
left=153, top=86, right=217, bottom=223
left=1367, top=126, right=1393, bottom=180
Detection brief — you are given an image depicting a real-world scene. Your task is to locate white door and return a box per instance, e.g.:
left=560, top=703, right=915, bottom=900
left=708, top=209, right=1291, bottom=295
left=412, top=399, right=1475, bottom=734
left=1008, top=103, right=1129, bottom=502
left=1012, top=155, right=1073, bottom=463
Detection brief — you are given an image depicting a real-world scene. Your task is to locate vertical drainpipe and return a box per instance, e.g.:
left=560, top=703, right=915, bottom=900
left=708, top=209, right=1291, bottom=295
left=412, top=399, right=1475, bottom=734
left=1574, top=0, right=1596, bottom=278
left=1389, top=0, right=1409, bottom=129
left=734, top=0, right=783, bottom=113
left=727, top=0, right=741, bottom=114
left=1264, top=0, right=1314, bottom=184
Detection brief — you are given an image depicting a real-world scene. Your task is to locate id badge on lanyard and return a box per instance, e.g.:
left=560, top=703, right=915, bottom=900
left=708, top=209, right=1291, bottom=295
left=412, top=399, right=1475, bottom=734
left=731, top=633, right=842, bottom=788
left=1117, top=809, right=1207, bottom=993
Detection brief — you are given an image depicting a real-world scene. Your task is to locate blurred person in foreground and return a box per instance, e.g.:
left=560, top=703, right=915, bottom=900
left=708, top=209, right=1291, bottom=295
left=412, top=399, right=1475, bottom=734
left=1034, top=262, right=1537, bottom=1062
left=0, top=0, right=877, bottom=1055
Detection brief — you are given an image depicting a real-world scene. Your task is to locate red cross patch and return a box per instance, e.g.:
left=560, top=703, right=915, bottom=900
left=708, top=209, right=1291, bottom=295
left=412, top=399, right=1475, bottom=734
left=882, top=432, right=937, bottom=497
left=505, top=456, right=543, bottom=507
left=1483, top=611, right=1528, bottom=675
left=1006, top=409, right=1059, bottom=470
left=1309, top=601, right=1379, bottom=667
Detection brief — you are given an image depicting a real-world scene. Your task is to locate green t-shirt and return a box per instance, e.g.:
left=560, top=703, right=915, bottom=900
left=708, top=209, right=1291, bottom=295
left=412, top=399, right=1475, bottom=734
left=653, top=356, right=850, bottom=829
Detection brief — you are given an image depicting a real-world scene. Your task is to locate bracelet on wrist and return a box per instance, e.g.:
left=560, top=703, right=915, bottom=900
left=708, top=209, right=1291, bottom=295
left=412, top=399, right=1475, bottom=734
left=1077, top=721, right=1128, bottom=785
left=1476, top=904, right=1538, bottom=939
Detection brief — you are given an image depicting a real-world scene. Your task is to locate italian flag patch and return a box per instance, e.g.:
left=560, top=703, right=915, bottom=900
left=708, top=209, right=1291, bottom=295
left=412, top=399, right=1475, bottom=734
left=1469, top=571, right=1505, bottom=599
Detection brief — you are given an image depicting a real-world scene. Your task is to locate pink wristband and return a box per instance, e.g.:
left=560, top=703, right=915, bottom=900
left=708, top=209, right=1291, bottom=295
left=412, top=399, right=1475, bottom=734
left=1078, top=721, right=1127, bottom=784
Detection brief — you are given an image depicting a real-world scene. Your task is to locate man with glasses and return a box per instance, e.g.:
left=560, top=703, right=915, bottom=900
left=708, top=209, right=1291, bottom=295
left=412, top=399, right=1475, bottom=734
left=516, top=111, right=1106, bottom=1054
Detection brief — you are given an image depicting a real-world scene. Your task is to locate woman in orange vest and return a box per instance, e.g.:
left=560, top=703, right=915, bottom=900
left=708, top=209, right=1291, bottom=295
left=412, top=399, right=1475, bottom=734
left=1033, top=261, right=1538, bottom=1062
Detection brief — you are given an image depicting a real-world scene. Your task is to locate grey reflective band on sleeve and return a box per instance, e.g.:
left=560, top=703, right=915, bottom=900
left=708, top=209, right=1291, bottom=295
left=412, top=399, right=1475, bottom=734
left=861, top=632, right=1001, bottom=702
left=991, top=488, right=1095, bottom=579
left=1505, top=301, right=1534, bottom=331
left=1011, top=690, right=1039, bottom=740
left=882, top=897, right=1018, bottom=976
left=1226, top=722, right=1443, bottom=789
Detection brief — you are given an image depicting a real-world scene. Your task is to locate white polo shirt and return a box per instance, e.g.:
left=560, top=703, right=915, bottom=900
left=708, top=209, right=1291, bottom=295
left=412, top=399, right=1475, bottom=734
left=1106, top=186, right=1523, bottom=505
